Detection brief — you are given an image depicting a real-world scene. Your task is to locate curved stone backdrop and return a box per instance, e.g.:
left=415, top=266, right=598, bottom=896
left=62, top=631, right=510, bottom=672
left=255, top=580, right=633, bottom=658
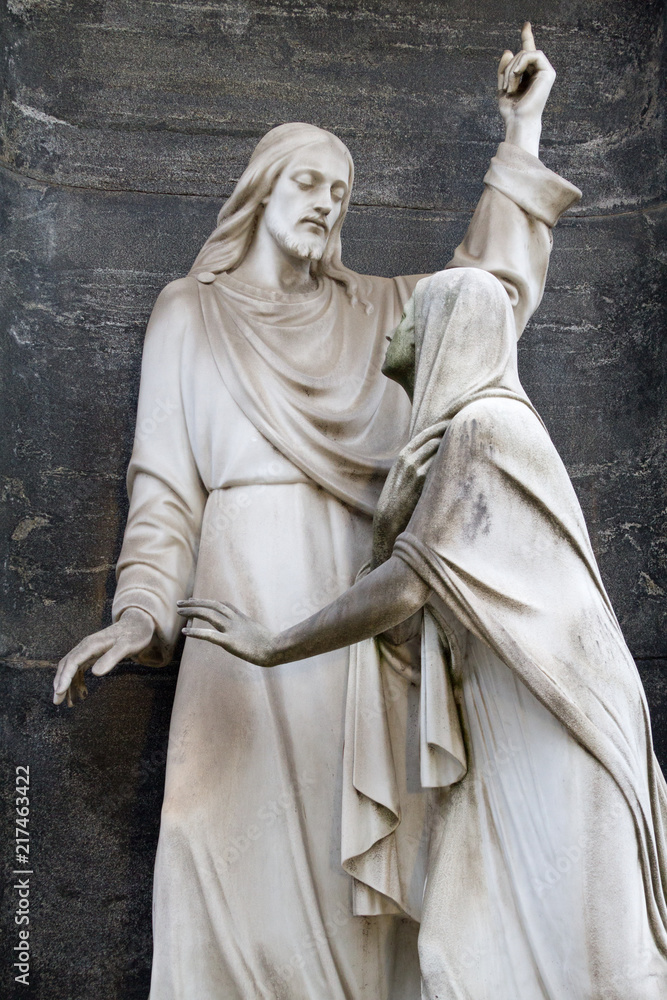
left=1, top=2, right=665, bottom=997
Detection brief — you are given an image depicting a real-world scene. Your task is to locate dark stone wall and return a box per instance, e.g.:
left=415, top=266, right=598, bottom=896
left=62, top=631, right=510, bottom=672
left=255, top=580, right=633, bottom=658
left=1, top=2, right=665, bottom=997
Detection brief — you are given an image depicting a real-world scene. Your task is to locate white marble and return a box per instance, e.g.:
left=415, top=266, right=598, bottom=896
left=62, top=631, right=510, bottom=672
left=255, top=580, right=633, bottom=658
left=185, top=265, right=667, bottom=998
left=50, top=23, right=635, bottom=1000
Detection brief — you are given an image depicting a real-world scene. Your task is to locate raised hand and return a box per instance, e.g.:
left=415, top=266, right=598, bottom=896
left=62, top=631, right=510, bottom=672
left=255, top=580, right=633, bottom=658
left=371, top=428, right=441, bottom=570
left=497, top=22, right=556, bottom=157
left=53, top=607, right=155, bottom=706
left=177, top=598, right=277, bottom=667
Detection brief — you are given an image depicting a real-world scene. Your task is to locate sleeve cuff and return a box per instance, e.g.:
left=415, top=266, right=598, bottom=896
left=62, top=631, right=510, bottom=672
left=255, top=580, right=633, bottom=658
left=484, top=141, right=582, bottom=227
left=112, top=589, right=176, bottom=666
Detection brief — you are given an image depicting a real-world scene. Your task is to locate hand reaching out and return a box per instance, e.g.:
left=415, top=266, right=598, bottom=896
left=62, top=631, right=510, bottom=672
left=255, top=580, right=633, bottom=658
left=177, top=599, right=277, bottom=667
left=498, top=23, right=556, bottom=157
left=53, top=607, right=155, bottom=706
left=177, top=558, right=430, bottom=670
left=371, top=428, right=441, bottom=570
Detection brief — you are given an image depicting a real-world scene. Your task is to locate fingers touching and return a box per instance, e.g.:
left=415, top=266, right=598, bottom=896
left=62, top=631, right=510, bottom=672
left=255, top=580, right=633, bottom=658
left=178, top=607, right=229, bottom=631
left=505, top=50, right=553, bottom=94
left=180, top=626, right=228, bottom=648
left=498, top=22, right=553, bottom=97
left=177, top=597, right=227, bottom=613
left=498, top=49, right=513, bottom=90
left=177, top=599, right=240, bottom=633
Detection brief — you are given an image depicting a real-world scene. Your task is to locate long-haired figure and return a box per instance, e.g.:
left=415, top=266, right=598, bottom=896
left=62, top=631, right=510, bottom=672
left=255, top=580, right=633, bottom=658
left=191, top=122, right=369, bottom=306
left=54, top=26, right=583, bottom=999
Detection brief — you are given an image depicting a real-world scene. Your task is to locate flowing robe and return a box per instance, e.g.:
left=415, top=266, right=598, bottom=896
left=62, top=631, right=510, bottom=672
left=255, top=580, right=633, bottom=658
left=393, top=397, right=667, bottom=999
left=111, top=144, right=580, bottom=999
left=342, top=269, right=667, bottom=999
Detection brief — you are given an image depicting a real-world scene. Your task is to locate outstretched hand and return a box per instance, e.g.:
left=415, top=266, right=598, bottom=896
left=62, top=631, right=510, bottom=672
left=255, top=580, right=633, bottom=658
left=53, top=607, right=155, bottom=707
left=498, top=23, right=556, bottom=157
left=177, top=599, right=277, bottom=667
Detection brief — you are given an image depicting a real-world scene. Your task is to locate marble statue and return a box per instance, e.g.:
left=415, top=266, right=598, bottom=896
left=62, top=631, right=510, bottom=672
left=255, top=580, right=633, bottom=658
left=182, top=266, right=667, bottom=999
left=52, top=23, right=598, bottom=1000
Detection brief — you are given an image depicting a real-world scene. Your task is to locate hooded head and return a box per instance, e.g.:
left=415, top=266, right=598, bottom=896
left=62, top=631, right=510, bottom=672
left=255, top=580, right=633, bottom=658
left=372, top=268, right=540, bottom=568
left=383, top=268, right=533, bottom=437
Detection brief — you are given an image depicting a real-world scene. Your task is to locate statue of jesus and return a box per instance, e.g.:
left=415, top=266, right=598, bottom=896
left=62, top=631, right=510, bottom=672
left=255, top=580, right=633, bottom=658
left=53, top=24, right=581, bottom=1000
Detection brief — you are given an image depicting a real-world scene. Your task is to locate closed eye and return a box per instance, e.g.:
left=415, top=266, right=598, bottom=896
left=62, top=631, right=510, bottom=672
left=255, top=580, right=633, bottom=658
left=292, top=172, right=317, bottom=190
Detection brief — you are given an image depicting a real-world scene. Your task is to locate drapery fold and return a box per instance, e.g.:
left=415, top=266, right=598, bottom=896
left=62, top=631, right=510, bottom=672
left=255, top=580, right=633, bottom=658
left=112, top=142, right=580, bottom=657
left=340, top=268, right=667, bottom=967
left=341, top=604, right=469, bottom=919
left=198, top=273, right=407, bottom=516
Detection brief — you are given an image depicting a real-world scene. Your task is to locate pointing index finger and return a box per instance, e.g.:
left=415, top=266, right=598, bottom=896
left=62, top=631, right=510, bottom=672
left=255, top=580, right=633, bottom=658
left=521, top=21, right=536, bottom=52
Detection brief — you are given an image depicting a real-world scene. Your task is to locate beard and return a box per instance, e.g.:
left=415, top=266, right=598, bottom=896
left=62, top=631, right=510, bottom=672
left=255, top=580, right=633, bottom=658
left=266, top=218, right=326, bottom=262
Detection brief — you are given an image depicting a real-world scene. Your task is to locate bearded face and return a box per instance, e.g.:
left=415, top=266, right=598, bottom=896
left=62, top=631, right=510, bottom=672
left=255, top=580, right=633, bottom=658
left=261, top=142, right=350, bottom=262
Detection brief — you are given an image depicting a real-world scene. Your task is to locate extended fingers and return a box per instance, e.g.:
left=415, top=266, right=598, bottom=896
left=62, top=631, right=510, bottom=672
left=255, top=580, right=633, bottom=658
left=181, top=627, right=229, bottom=648
left=53, top=682, right=71, bottom=707
left=177, top=598, right=244, bottom=620
left=521, top=22, right=536, bottom=52
left=177, top=597, right=228, bottom=614
left=53, top=633, right=114, bottom=701
left=178, top=606, right=230, bottom=631
left=54, top=653, right=87, bottom=697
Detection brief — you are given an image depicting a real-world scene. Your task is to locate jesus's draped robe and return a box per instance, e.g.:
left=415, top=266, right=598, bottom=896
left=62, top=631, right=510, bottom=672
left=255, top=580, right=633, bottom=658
left=111, top=143, right=580, bottom=999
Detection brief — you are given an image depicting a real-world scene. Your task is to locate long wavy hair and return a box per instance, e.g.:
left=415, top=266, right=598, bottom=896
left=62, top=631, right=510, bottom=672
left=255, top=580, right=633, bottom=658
left=189, top=123, right=371, bottom=309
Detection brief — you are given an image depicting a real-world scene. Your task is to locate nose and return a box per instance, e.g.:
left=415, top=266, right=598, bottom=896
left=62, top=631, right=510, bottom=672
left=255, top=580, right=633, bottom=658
left=314, top=187, right=333, bottom=215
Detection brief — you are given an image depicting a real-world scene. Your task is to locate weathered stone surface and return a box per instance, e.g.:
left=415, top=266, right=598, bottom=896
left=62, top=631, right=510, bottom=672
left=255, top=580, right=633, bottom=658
left=0, top=661, right=176, bottom=999
left=520, top=206, right=667, bottom=657
left=2, top=654, right=666, bottom=1000
left=0, top=1, right=664, bottom=211
left=0, top=0, right=665, bottom=995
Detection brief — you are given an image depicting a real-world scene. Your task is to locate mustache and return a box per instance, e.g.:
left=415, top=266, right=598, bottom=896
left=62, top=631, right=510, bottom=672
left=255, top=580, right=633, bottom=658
left=299, top=215, right=329, bottom=233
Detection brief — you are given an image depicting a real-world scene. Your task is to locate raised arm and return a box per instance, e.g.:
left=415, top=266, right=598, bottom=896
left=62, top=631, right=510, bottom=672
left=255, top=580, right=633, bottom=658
left=446, top=23, right=581, bottom=335
left=177, top=556, right=431, bottom=667
left=497, top=22, right=555, bottom=158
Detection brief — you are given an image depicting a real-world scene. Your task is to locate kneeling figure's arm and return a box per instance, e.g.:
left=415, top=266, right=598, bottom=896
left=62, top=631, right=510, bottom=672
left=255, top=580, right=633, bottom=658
left=177, top=557, right=430, bottom=667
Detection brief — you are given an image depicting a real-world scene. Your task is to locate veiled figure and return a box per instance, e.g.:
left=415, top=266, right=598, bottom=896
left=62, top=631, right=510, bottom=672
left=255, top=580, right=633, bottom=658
left=185, top=267, right=667, bottom=998
left=53, top=26, right=586, bottom=998
left=128, top=134, right=575, bottom=1000
left=388, top=270, right=667, bottom=998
